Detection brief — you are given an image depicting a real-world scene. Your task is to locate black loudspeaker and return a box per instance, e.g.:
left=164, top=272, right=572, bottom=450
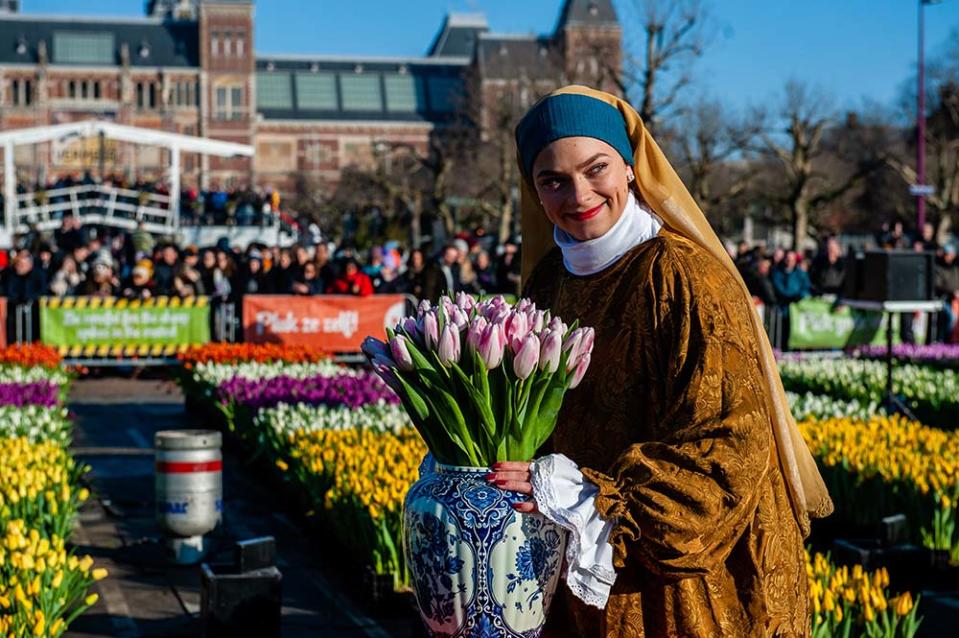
left=856, top=250, right=934, bottom=302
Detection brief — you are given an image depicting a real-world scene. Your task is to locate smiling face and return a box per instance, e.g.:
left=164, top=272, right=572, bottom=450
left=531, top=137, right=633, bottom=242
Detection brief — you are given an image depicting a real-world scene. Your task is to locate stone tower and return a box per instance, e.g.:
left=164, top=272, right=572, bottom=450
left=555, top=0, right=622, bottom=95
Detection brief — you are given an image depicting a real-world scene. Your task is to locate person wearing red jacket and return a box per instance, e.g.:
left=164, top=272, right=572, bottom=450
left=326, top=258, right=373, bottom=296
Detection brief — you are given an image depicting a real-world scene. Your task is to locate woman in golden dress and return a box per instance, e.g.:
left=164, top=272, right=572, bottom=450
left=486, top=85, right=833, bottom=638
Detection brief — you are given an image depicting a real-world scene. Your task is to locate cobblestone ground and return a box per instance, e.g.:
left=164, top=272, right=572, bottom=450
left=64, top=373, right=419, bottom=638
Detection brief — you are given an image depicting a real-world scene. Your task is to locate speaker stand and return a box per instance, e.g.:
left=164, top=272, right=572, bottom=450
left=843, top=300, right=941, bottom=420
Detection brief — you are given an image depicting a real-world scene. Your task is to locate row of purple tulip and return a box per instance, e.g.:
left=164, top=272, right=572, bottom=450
left=216, top=372, right=398, bottom=412
left=0, top=381, right=61, bottom=407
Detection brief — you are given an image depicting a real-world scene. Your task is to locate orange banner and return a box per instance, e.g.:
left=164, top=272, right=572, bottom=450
left=242, top=295, right=408, bottom=352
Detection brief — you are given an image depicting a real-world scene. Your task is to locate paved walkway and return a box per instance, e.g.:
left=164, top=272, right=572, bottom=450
left=65, top=375, right=419, bottom=638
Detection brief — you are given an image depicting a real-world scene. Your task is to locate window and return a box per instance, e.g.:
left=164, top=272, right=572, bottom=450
left=256, top=73, right=292, bottom=109
left=11, top=78, right=32, bottom=106
left=93, top=81, right=101, bottom=99
left=136, top=81, right=156, bottom=109
left=223, top=32, right=232, bottom=57
left=295, top=73, right=337, bottom=110
left=305, top=142, right=334, bottom=165
left=215, top=85, right=244, bottom=120
left=340, top=74, right=381, bottom=111
left=68, top=80, right=76, bottom=99
left=53, top=32, right=114, bottom=64
left=211, top=33, right=220, bottom=57
left=80, top=80, right=88, bottom=99
left=426, top=76, right=461, bottom=113
left=236, top=33, right=245, bottom=57
left=384, top=74, right=423, bottom=113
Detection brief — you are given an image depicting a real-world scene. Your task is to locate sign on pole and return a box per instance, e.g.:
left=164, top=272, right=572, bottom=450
left=909, top=184, right=936, bottom=197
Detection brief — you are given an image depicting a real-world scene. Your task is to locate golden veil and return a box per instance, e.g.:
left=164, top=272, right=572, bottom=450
left=519, top=85, right=833, bottom=535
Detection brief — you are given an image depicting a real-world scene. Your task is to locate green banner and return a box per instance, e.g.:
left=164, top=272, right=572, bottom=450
left=40, top=297, right=210, bottom=346
left=787, top=298, right=904, bottom=350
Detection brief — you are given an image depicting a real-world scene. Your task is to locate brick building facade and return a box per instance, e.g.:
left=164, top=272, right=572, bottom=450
left=0, top=0, right=621, bottom=196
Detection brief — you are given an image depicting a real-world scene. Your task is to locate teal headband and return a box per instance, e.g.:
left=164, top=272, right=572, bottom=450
left=515, top=93, right=634, bottom=177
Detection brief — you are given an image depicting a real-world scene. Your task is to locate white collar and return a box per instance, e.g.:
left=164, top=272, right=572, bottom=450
left=553, top=192, right=663, bottom=276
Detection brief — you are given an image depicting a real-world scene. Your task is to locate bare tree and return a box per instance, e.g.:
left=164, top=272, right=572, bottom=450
left=755, top=81, right=883, bottom=248
left=668, top=97, right=757, bottom=220
left=617, top=0, right=711, bottom=133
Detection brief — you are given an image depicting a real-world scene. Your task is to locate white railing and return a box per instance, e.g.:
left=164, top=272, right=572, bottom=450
left=12, top=184, right=176, bottom=235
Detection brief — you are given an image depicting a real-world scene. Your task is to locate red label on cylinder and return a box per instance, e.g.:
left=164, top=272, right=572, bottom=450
left=156, top=460, right=222, bottom=473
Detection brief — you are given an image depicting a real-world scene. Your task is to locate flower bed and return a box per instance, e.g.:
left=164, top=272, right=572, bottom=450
left=808, top=551, right=920, bottom=637
left=799, top=414, right=958, bottom=561
left=852, top=343, right=959, bottom=368
left=0, top=346, right=104, bottom=635
left=179, top=343, right=330, bottom=367
left=779, top=358, right=959, bottom=427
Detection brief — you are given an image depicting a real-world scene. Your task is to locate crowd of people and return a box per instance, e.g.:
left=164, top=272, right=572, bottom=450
left=733, top=221, right=959, bottom=344
left=2, top=216, right=524, bottom=312
left=5, top=210, right=959, bottom=344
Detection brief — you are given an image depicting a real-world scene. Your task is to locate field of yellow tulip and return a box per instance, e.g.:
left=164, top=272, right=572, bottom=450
left=0, top=348, right=105, bottom=635
left=807, top=551, right=921, bottom=638
left=799, top=414, right=959, bottom=560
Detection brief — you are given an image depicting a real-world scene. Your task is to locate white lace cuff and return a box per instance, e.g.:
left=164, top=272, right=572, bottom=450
left=530, top=453, right=617, bottom=609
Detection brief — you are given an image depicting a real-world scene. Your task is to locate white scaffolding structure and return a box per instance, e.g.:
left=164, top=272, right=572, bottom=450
left=0, top=120, right=253, bottom=237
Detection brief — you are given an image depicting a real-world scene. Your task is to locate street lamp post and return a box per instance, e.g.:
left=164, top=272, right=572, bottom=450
left=917, top=0, right=944, bottom=234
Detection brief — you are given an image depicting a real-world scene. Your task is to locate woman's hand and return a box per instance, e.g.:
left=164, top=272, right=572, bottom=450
left=486, top=461, right=539, bottom=514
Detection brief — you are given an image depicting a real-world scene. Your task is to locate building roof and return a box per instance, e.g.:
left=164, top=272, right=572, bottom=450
left=427, top=12, right=489, bottom=58
left=253, top=56, right=467, bottom=123
left=556, top=0, right=618, bottom=30
left=0, top=15, right=199, bottom=67
left=476, top=34, right=563, bottom=80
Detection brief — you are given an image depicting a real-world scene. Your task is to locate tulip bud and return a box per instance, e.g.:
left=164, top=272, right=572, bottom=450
left=401, top=316, right=420, bottom=341
left=417, top=300, right=431, bottom=315
left=549, top=317, right=567, bottom=336
left=517, top=298, right=535, bottom=313
left=421, top=311, right=439, bottom=350
left=562, top=329, right=584, bottom=371
left=467, top=316, right=488, bottom=352
left=389, top=335, right=413, bottom=371
left=513, top=334, right=540, bottom=380
left=438, top=324, right=459, bottom=366
left=455, top=291, right=476, bottom=312
left=451, top=306, right=469, bottom=331
left=575, top=327, right=596, bottom=360
left=504, top=310, right=529, bottom=352
left=528, top=310, right=546, bottom=334
left=538, top=330, right=562, bottom=373
left=569, top=353, right=591, bottom=389
left=478, top=322, right=505, bottom=369
left=361, top=337, right=389, bottom=361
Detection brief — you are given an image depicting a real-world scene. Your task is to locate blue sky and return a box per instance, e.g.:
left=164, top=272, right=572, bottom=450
left=21, top=1, right=959, bottom=114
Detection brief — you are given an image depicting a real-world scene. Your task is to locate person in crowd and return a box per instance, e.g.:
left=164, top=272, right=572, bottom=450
left=404, top=248, right=443, bottom=302
left=363, top=245, right=385, bottom=280
left=82, top=252, right=119, bottom=297
left=292, top=260, right=325, bottom=295
left=271, top=248, right=296, bottom=294
left=213, top=250, right=237, bottom=302
left=496, top=241, right=522, bottom=296
left=743, top=257, right=778, bottom=307
left=131, top=221, right=155, bottom=259
left=5, top=250, right=47, bottom=304
left=48, top=255, right=83, bottom=297
left=920, top=221, right=939, bottom=252
left=239, top=249, right=271, bottom=296
left=327, top=258, right=373, bottom=296
left=153, top=244, right=180, bottom=296
left=438, top=244, right=461, bottom=295
left=315, top=242, right=336, bottom=284
left=935, top=244, right=959, bottom=342
left=771, top=250, right=811, bottom=351
left=199, top=249, right=218, bottom=296
left=293, top=244, right=311, bottom=280
left=809, top=236, right=846, bottom=296
left=453, top=239, right=478, bottom=294
left=474, top=249, right=498, bottom=294
left=121, top=260, right=154, bottom=300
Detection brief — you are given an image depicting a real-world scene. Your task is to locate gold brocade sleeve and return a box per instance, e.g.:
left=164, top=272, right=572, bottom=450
left=579, top=242, right=773, bottom=579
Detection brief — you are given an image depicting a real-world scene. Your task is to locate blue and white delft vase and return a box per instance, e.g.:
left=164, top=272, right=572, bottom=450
left=404, top=462, right=567, bottom=638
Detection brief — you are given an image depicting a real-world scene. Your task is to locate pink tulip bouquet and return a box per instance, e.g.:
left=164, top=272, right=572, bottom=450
left=362, top=293, right=593, bottom=466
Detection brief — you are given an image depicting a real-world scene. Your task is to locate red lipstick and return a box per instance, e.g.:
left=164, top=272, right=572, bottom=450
left=567, top=202, right=604, bottom=222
